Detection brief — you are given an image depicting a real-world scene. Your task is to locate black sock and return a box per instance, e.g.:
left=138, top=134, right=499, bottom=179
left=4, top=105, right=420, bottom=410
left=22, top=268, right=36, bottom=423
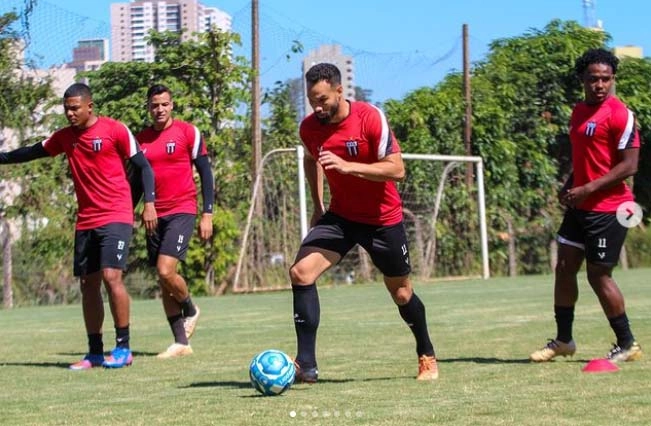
left=168, top=314, right=188, bottom=345
left=180, top=297, right=196, bottom=317
left=398, top=293, right=435, bottom=357
left=554, top=305, right=574, bottom=343
left=292, top=284, right=320, bottom=369
left=88, top=333, right=103, bottom=355
left=115, top=326, right=130, bottom=349
left=608, top=313, right=635, bottom=348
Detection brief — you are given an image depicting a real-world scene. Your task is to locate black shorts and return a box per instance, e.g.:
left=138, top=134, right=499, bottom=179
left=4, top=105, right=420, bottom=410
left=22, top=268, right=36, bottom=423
left=300, top=212, right=411, bottom=277
left=147, top=213, right=196, bottom=266
left=73, top=223, right=133, bottom=277
left=557, top=209, right=628, bottom=266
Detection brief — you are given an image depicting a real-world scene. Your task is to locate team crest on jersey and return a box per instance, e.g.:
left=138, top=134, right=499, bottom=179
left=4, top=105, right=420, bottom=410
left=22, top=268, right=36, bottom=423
left=92, top=138, right=103, bottom=152
left=585, top=121, right=597, bottom=137
left=166, top=141, right=176, bottom=154
left=345, top=139, right=359, bottom=157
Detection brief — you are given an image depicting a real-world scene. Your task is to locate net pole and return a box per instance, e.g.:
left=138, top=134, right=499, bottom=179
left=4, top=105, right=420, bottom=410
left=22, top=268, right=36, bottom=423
left=476, top=160, right=490, bottom=279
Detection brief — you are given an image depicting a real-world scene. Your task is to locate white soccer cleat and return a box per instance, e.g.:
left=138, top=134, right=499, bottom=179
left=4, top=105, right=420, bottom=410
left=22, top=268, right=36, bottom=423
left=184, top=305, right=200, bottom=339
left=530, top=339, right=576, bottom=362
left=156, top=343, right=193, bottom=359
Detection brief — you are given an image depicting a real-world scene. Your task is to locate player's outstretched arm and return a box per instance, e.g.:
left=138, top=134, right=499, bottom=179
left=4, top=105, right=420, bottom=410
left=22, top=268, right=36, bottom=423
left=0, top=142, right=49, bottom=164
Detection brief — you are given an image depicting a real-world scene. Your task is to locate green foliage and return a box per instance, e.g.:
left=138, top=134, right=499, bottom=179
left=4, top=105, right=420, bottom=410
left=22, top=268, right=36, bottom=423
left=180, top=206, right=240, bottom=295
left=6, top=16, right=651, bottom=301
left=385, top=20, right=648, bottom=276
left=1, top=12, right=75, bottom=305
left=262, top=80, right=299, bottom=149
left=623, top=226, right=651, bottom=267
left=613, top=57, right=651, bottom=219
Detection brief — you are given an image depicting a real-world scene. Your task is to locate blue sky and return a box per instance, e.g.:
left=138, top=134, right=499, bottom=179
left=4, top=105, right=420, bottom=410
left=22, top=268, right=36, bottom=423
left=4, top=0, right=651, bottom=102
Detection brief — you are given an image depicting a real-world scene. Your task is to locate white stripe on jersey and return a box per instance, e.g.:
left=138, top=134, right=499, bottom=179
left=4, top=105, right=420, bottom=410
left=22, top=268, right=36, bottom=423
left=121, top=122, right=140, bottom=157
left=191, top=125, right=202, bottom=159
left=618, top=109, right=635, bottom=150
left=370, top=104, right=390, bottom=160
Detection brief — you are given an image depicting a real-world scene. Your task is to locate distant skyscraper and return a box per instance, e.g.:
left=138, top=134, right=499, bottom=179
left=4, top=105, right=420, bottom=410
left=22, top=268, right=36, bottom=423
left=110, top=0, right=231, bottom=62
left=68, top=39, right=109, bottom=72
left=302, top=45, right=355, bottom=119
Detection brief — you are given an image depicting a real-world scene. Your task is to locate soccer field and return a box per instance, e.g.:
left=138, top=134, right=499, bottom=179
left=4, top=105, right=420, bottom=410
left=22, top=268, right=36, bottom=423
left=1, top=269, right=650, bottom=425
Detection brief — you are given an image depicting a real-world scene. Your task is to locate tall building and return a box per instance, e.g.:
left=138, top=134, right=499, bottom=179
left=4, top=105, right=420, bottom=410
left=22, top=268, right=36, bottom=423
left=302, top=45, right=355, bottom=119
left=110, top=0, right=231, bottom=63
left=68, top=39, right=109, bottom=72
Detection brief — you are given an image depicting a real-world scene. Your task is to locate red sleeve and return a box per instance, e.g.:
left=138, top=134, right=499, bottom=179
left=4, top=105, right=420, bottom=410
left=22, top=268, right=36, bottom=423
left=363, top=104, right=401, bottom=160
left=299, top=119, right=315, bottom=156
left=187, top=124, right=207, bottom=159
left=113, top=120, right=140, bottom=159
left=42, top=128, right=68, bottom=156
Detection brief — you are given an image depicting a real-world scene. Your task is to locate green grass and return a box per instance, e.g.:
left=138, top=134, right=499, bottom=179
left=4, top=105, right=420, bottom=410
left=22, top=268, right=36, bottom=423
left=1, top=269, right=650, bottom=425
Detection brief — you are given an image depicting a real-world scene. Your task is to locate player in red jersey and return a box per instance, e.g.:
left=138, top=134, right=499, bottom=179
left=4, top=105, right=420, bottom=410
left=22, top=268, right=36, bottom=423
left=290, top=63, right=438, bottom=382
left=530, top=48, right=642, bottom=363
left=134, top=84, right=214, bottom=359
left=0, top=83, right=157, bottom=369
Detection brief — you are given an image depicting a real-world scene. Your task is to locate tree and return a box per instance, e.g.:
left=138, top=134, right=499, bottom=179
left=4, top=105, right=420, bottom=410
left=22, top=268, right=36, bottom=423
left=385, top=20, right=637, bottom=276
left=263, top=80, right=299, bottom=149
left=1, top=10, right=71, bottom=306
left=354, top=86, right=373, bottom=103
left=614, top=56, right=651, bottom=216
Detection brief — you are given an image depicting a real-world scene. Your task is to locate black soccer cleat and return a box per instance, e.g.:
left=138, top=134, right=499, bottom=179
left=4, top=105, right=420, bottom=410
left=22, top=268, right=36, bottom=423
left=293, top=360, right=318, bottom=384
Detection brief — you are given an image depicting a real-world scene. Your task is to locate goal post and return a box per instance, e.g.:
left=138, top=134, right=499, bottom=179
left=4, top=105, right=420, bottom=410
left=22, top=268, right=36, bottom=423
left=402, top=153, right=489, bottom=280
left=233, top=146, right=489, bottom=291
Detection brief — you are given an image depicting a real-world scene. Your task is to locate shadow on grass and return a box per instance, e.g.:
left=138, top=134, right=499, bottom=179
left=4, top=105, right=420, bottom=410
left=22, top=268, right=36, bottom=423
left=184, top=376, right=356, bottom=391
left=1, top=361, right=71, bottom=368
left=184, top=374, right=393, bottom=391
left=1, top=350, right=160, bottom=369
left=440, top=357, right=591, bottom=364
left=58, top=350, right=159, bottom=357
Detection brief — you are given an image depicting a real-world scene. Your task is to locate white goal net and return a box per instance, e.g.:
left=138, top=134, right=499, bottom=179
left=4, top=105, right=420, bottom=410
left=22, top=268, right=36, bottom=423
left=233, top=147, right=488, bottom=292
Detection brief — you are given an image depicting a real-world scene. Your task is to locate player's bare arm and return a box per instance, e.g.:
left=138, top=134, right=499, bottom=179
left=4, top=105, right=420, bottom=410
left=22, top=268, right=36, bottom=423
left=561, top=148, right=638, bottom=208
left=317, top=150, right=405, bottom=182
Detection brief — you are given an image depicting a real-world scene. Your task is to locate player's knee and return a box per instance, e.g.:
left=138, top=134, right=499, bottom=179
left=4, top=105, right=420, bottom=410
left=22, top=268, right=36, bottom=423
left=101, top=268, right=123, bottom=286
left=289, top=262, right=313, bottom=284
left=586, top=262, right=613, bottom=286
left=156, top=264, right=176, bottom=282
left=390, top=286, right=413, bottom=305
left=555, top=257, right=580, bottom=276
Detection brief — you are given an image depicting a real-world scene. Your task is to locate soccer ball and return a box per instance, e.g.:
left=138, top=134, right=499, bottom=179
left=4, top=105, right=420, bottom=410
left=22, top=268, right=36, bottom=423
left=249, top=349, right=295, bottom=396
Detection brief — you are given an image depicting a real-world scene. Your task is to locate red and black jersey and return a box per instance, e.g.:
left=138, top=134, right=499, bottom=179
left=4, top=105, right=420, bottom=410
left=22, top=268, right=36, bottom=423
left=300, top=101, right=403, bottom=226
left=42, top=116, right=139, bottom=230
left=136, top=120, right=207, bottom=217
left=569, top=96, right=640, bottom=212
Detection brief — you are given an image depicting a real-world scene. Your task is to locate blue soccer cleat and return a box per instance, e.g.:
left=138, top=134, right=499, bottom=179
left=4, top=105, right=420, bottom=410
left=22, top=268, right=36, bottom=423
left=102, top=347, right=133, bottom=368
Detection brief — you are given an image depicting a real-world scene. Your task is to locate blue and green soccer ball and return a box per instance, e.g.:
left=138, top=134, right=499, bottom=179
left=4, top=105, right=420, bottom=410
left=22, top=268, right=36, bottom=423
left=249, top=349, right=295, bottom=396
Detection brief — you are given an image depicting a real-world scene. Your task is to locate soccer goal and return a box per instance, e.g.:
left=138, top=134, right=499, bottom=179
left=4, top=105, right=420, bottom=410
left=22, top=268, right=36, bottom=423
left=233, top=146, right=489, bottom=292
